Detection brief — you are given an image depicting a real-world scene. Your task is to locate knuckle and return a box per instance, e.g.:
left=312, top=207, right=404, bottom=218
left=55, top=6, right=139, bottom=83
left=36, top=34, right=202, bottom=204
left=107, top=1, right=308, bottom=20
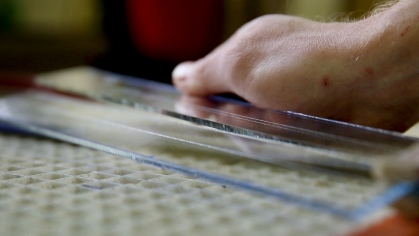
left=222, top=14, right=302, bottom=99
left=225, top=31, right=263, bottom=85
left=239, top=15, right=278, bottom=33
left=225, top=42, right=256, bottom=92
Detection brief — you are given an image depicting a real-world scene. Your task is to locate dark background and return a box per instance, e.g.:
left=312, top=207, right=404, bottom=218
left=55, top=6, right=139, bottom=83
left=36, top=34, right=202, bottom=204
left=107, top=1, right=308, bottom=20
left=0, top=0, right=386, bottom=84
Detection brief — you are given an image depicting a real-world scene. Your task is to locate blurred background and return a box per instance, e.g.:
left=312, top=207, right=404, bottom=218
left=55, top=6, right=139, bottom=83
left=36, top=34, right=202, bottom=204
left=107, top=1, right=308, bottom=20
left=0, top=0, right=389, bottom=84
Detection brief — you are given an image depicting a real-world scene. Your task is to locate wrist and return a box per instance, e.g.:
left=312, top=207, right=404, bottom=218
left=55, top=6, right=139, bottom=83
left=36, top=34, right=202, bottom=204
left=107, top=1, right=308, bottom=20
left=369, top=0, right=419, bottom=57
left=347, top=0, right=419, bottom=130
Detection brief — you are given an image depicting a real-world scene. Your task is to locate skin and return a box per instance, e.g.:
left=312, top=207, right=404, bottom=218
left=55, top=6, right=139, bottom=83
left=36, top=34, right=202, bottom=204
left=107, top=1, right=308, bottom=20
left=172, top=0, right=419, bottom=132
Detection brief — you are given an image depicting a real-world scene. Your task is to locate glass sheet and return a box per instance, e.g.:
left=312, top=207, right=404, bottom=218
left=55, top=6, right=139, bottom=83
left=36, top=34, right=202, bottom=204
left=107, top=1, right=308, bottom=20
left=0, top=67, right=417, bottom=220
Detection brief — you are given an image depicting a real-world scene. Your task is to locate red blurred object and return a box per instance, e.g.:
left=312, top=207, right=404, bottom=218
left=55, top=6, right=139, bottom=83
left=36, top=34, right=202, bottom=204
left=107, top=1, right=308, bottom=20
left=126, top=0, right=224, bottom=62
left=348, top=214, right=419, bottom=236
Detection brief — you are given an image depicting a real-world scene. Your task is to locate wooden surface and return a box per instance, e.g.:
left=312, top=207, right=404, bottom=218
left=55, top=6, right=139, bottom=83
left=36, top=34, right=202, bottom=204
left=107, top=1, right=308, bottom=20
left=350, top=214, right=419, bottom=236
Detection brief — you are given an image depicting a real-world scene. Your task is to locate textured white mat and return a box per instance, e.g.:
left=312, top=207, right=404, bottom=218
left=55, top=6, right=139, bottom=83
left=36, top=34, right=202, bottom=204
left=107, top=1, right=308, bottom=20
left=0, top=133, right=386, bottom=236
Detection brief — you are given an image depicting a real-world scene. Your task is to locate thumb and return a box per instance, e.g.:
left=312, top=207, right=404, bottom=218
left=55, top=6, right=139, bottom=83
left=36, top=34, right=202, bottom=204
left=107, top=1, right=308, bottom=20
left=172, top=59, right=231, bottom=96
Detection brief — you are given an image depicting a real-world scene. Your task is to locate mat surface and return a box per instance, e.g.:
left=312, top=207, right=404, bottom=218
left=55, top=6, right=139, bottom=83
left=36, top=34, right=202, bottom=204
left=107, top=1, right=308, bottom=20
left=0, top=133, right=368, bottom=236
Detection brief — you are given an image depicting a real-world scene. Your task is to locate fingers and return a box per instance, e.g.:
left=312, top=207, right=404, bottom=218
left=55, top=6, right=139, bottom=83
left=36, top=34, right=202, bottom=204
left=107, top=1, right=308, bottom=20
left=172, top=57, right=232, bottom=96
left=171, top=16, right=269, bottom=99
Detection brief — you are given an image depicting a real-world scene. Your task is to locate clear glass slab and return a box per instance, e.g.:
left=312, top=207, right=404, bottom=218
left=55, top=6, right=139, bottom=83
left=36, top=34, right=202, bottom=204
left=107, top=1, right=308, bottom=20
left=0, top=67, right=417, bottom=220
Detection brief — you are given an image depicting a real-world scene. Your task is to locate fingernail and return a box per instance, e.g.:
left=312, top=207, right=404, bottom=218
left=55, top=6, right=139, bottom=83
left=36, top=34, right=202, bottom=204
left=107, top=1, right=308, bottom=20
left=172, top=63, right=193, bottom=83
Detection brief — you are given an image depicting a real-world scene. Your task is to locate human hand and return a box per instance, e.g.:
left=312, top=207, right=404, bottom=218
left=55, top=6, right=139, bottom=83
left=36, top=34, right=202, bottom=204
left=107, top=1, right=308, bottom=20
left=173, top=2, right=419, bottom=132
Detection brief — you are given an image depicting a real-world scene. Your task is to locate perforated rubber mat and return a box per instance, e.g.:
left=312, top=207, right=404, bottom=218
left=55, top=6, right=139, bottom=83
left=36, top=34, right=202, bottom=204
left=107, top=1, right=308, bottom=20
left=0, top=133, right=393, bottom=236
